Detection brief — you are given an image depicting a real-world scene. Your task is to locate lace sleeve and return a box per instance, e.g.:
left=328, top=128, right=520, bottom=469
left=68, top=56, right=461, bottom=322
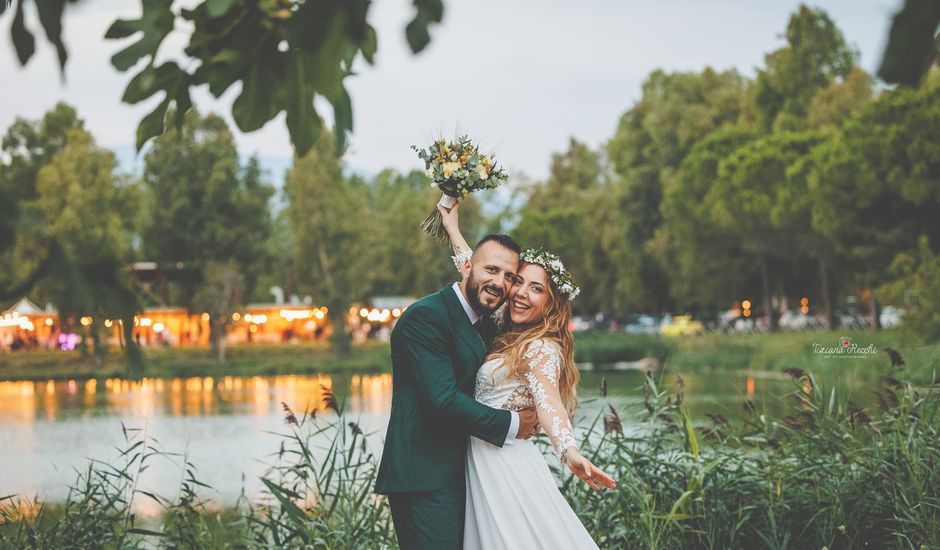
left=523, top=339, right=578, bottom=462
left=451, top=248, right=472, bottom=271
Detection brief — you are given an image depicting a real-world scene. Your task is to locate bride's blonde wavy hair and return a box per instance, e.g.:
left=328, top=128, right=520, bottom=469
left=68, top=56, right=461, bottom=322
left=486, top=264, right=579, bottom=417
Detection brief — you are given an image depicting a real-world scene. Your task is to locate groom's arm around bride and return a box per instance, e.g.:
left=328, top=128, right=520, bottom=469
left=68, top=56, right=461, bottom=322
left=375, top=235, right=538, bottom=549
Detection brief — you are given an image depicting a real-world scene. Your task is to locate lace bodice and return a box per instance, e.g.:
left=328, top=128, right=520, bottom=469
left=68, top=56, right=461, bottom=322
left=474, top=339, right=578, bottom=461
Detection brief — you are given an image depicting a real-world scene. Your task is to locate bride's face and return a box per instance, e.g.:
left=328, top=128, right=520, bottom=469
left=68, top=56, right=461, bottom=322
left=509, top=263, right=551, bottom=326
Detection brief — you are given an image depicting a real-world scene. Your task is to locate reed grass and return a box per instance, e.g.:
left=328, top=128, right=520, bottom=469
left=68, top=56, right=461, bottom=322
left=1, top=362, right=938, bottom=548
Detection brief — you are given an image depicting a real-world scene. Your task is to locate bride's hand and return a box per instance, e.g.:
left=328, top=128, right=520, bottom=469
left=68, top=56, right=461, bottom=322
left=565, top=448, right=616, bottom=491
left=437, top=201, right=460, bottom=235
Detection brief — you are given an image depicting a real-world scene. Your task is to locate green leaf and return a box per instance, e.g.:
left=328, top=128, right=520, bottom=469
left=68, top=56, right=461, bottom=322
left=406, top=0, right=444, bottom=53
left=206, top=0, right=235, bottom=17
left=331, top=86, right=353, bottom=154
left=11, top=1, right=35, bottom=66
left=122, top=60, right=191, bottom=146
left=122, top=62, right=186, bottom=104
left=35, top=0, right=68, bottom=72
left=136, top=98, right=169, bottom=151
left=361, top=25, right=377, bottom=64
left=877, top=0, right=940, bottom=85
left=405, top=19, right=431, bottom=54
left=682, top=408, right=699, bottom=459
left=127, top=528, right=166, bottom=537
left=284, top=52, right=322, bottom=156
left=232, top=58, right=281, bottom=132
left=105, top=0, right=174, bottom=71
left=191, top=49, right=243, bottom=98
left=307, top=15, right=348, bottom=98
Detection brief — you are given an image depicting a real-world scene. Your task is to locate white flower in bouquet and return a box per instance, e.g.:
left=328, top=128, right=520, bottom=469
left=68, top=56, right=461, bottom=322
left=412, top=136, right=509, bottom=242
left=441, top=162, right=460, bottom=178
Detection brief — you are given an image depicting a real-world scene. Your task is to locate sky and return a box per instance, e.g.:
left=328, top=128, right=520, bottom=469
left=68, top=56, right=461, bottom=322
left=1, top=0, right=899, bottom=183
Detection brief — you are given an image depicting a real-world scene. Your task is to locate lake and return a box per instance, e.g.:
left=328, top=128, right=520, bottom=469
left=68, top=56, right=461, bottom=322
left=0, top=365, right=885, bottom=515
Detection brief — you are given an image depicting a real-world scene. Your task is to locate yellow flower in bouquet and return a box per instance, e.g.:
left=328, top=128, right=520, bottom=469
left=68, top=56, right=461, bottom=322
left=412, top=136, right=508, bottom=241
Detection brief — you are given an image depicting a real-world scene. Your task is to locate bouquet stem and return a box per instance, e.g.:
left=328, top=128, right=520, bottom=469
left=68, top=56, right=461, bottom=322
left=420, top=194, right=459, bottom=243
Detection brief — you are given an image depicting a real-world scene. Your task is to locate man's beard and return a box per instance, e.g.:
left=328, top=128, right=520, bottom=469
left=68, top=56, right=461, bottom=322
left=466, top=271, right=507, bottom=315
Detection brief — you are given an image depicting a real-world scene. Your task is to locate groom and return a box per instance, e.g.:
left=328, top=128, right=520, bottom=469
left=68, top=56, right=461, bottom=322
left=375, top=234, right=540, bottom=549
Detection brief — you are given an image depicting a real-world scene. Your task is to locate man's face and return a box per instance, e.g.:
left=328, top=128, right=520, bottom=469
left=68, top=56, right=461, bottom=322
left=464, top=241, right=519, bottom=315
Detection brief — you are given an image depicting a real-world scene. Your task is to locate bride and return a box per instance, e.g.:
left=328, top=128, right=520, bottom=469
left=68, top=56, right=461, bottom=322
left=438, top=204, right=616, bottom=550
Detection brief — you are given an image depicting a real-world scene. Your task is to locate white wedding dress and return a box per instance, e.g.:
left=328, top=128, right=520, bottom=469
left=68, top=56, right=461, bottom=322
left=464, top=338, right=598, bottom=549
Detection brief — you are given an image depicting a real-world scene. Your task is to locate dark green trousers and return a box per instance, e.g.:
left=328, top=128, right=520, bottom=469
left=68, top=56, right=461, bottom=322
left=388, top=479, right=465, bottom=550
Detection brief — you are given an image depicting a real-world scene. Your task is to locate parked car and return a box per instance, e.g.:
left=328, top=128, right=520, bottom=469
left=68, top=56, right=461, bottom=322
left=570, top=315, right=592, bottom=332
left=879, top=306, right=903, bottom=329
left=625, top=315, right=660, bottom=335
left=778, top=310, right=825, bottom=331
left=660, top=314, right=705, bottom=336
left=836, top=309, right=869, bottom=330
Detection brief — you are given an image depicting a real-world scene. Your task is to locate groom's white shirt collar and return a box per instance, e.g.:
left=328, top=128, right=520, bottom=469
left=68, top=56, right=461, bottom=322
left=451, top=282, right=519, bottom=444
left=452, top=282, right=481, bottom=325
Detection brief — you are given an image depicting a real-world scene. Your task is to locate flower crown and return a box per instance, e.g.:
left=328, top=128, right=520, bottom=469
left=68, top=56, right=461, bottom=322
left=519, top=247, right=581, bottom=301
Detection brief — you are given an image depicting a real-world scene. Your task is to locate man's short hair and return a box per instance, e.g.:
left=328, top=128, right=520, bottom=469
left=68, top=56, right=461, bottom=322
left=474, top=234, right=521, bottom=255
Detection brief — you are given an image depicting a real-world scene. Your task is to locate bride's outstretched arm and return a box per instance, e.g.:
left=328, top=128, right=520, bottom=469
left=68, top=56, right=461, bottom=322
left=438, top=202, right=472, bottom=270
left=524, top=340, right=617, bottom=491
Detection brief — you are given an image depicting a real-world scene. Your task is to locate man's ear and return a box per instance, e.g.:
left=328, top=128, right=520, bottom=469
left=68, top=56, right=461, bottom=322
left=459, top=259, right=472, bottom=280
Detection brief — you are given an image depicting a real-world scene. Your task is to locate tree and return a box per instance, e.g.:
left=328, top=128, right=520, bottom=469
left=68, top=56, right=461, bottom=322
left=30, top=127, right=143, bottom=371
left=710, top=131, right=829, bottom=329
left=606, top=68, right=749, bottom=313
left=808, top=72, right=940, bottom=329
left=753, top=5, right=856, bottom=131
left=2, top=0, right=445, bottom=155
left=193, top=261, right=245, bottom=362
left=4, top=0, right=934, bottom=151
left=806, top=66, right=873, bottom=130
left=0, top=103, right=84, bottom=301
left=877, top=236, right=940, bottom=342
left=514, top=139, right=624, bottom=314
left=366, top=169, right=486, bottom=298
left=141, top=109, right=274, bottom=359
left=658, top=127, right=760, bottom=311
left=285, top=128, right=371, bottom=351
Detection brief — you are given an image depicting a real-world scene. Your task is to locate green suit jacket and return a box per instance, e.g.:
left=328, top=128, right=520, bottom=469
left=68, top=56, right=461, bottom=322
left=375, top=284, right=511, bottom=494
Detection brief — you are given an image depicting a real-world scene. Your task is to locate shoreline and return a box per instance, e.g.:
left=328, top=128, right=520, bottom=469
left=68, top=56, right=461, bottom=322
left=0, top=330, right=936, bottom=384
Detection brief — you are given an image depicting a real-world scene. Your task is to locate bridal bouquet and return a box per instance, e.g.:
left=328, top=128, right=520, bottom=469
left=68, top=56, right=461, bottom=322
left=413, top=136, right=508, bottom=242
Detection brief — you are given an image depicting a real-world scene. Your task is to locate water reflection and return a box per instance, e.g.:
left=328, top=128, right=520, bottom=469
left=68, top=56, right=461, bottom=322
left=0, top=374, right=394, bottom=423
left=0, top=368, right=878, bottom=513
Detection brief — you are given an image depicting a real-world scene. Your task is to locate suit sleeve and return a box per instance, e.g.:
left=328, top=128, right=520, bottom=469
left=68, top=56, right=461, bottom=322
left=397, top=307, right=511, bottom=447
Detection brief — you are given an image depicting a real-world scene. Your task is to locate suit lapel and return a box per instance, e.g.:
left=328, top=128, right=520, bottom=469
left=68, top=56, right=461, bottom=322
left=441, top=285, right=486, bottom=366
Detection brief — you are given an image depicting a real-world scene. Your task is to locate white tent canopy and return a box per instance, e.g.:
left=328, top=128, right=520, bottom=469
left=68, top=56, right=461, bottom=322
left=2, top=297, right=43, bottom=316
